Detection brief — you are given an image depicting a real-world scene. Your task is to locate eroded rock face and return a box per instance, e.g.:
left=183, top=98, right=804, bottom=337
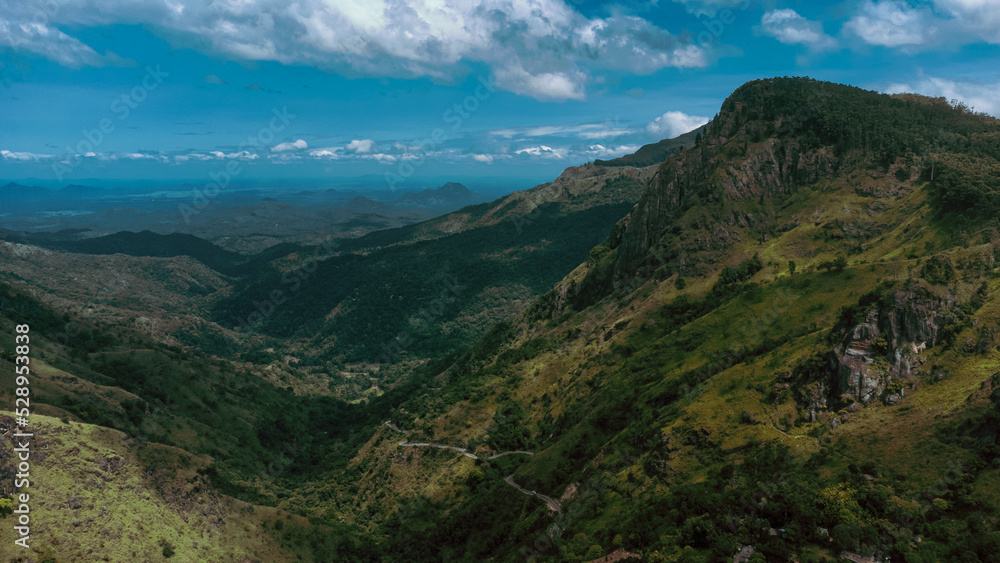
left=612, top=125, right=844, bottom=280
left=829, top=288, right=950, bottom=404
left=881, top=290, right=948, bottom=349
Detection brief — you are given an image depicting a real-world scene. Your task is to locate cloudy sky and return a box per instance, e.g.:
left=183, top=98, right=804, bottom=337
left=1, top=0, right=998, bottom=186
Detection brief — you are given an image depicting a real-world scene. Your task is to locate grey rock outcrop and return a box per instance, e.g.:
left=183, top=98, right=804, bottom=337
left=830, top=287, right=950, bottom=404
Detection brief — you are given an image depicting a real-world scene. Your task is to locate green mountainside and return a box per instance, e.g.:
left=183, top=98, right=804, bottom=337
left=347, top=78, right=1000, bottom=562
left=595, top=124, right=708, bottom=168
left=2, top=77, right=999, bottom=562
left=211, top=163, right=657, bottom=368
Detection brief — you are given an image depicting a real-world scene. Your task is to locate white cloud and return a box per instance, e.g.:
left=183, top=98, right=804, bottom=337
left=884, top=76, right=1000, bottom=117
left=209, top=150, right=258, bottom=160
left=577, top=128, right=635, bottom=140
left=760, top=9, right=837, bottom=51
left=839, top=0, right=1000, bottom=51
left=120, top=152, right=168, bottom=162
left=308, top=148, right=341, bottom=159
left=645, top=111, right=709, bottom=138
left=0, top=0, right=707, bottom=101
left=174, top=153, right=215, bottom=162
left=494, top=68, right=586, bottom=102
left=844, top=1, right=940, bottom=48
left=472, top=154, right=494, bottom=163
left=932, top=0, right=1000, bottom=44
left=514, top=145, right=568, bottom=159
left=584, top=144, right=640, bottom=158
left=345, top=139, right=375, bottom=154
left=174, top=150, right=257, bottom=162
left=308, top=145, right=403, bottom=160
left=369, top=153, right=397, bottom=163
left=1, top=149, right=53, bottom=161
left=271, top=139, right=308, bottom=152
left=490, top=122, right=635, bottom=139
left=0, top=16, right=131, bottom=68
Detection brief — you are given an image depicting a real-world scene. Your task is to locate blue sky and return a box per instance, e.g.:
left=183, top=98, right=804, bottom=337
left=1, top=0, right=998, bottom=188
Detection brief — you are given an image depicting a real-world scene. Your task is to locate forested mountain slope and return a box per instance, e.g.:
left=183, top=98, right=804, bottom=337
left=349, top=77, right=1000, bottom=562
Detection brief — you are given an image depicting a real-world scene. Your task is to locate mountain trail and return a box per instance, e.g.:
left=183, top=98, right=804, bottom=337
left=385, top=420, right=560, bottom=512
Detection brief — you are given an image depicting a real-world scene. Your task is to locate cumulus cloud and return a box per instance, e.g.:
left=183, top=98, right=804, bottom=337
left=0, top=15, right=132, bottom=68
left=0, top=0, right=707, bottom=101
left=175, top=150, right=258, bottom=162
left=271, top=139, right=308, bottom=152
left=844, top=1, right=941, bottom=48
left=203, top=74, right=226, bottom=85
left=1, top=149, right=54, bottom=161
left=494, top=68, right=586, bottom=102
left=308, top=148, right=341, bottom=159
left=842, top=0, right=1000, bottom=50
left=760, top=9, right=837, bottom=51
left=932, top=0, right=1000, bottom=44
left=472, top=154, right=494, bottom=163
left=584, top=144, right=640, bottom=158
left=645, top=111, right=709, bottom=138
left=120, top=152, right=168, bottom=161
left=345, top=139, right=375, bottom=154
left=514, top=145, right=568, bottom=159
left=884, top=76, right=1000, bottom=117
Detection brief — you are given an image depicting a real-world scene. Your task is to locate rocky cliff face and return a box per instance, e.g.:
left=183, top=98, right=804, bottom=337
left=829, top=287, right=954, bottom=405
left=611, top=104, right=844, bottom=280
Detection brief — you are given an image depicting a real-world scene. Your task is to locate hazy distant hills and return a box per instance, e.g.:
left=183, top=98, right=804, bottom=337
left=1, top=181, right=108, bottom=198
left=57, top=231, right=245, bottom=275
left=0, top=228, right=243, bottom=274
left=0, top=181, right=489, bottom=253
left=391, top=181, right=480, bottom=208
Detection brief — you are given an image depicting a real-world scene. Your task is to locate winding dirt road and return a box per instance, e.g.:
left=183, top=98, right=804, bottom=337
left=385, top=420, right=560, bottom=512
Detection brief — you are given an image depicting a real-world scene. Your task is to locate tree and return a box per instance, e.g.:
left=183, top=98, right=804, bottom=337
left=789, top=261, right=797, bottom=275
left=819, top=256, right=847, bottom=272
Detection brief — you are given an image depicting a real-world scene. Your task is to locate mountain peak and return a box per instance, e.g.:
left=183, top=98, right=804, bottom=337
left=437, top=181, right=471, bottom=194
left=392, top=182, right=480, bottom=208
left=602, top=75, right=999, bottom=287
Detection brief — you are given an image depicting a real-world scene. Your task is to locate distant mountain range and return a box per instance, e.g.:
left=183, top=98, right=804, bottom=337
left=0, top=181, right=107, bottom=199
left=0, top=181, right=489, bottom=252
left=391, top=182, right=480, bottom=208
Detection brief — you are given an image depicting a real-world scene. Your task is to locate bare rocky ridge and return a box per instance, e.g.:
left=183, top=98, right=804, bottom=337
left=828, top=286, right=956, bottom=405
left=612, top=101, right=846, bottom=280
